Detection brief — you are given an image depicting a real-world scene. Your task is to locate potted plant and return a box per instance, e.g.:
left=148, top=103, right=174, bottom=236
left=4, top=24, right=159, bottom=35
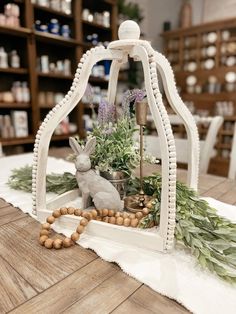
left=73, top=88, right=154, bottom=198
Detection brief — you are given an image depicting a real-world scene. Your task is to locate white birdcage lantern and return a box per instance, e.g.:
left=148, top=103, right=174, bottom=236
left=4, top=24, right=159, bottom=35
left=32, top=21, right=199, bottom=252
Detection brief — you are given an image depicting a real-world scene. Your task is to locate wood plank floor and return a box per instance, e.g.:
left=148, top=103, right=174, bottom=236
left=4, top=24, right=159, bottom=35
left=0, top=163, right=235, bottom=313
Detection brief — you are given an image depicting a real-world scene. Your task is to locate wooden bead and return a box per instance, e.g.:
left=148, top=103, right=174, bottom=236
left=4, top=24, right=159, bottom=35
left=71, top=232, right=80, bottom=242
left=63, top=238, right=73, bottom=248
left=103, top=217, right=109, bottom=223
left=142, top=207, right=150, bottom=215
left=60, top=207, right=68, bottom=215
left=129, top=213, right=136, bottom=219
left=74, top=208, right=82, bottom=216
left=102, top=209, right=109, bottom=217
left=108, top=217, right=116, bottom=224
left=80, top=218, right=88, bottom=226
left=90, top=209, right=98, bottom=219
left=116, top=217, right=124, bottom=225
left=52, top=209, right=61, bottom=218
left=82, top=212, right=92, bottom=221
left=115, top=212, right=121, bottom=218
left=67, top=207, right=75, bottom=215
left=96, top=216, right=102, bottom=221
left=123, top=218, right=131, bottom=227
left=97, top=209, right=103, bottom=217
left=53, top=239, right=62, bottom=249
left=131, top=218, right=139, bottom=228
left=122, top=212, right=129, bottom=219
left=41, top=222, right=50, bottom=230
left=40, top=229, right=50, bottom=236
left=135, top=212, right=143, bottom=219
left=76, top=225, right=84, bottom=234
left=108, top=209, right=115, bottom=217
left=44, top=238, right=54, bottom=249
left=47, top=216, right=55, bottom=224
left=39, top=235, right=48, bottom=245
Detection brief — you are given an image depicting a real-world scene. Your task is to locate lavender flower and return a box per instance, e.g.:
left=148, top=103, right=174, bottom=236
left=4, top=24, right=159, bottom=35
left=122, top=89, right=146, bottom=118
left=98, top=99, right=107, bottom=125
left=98, top=100, right=116, bottom=125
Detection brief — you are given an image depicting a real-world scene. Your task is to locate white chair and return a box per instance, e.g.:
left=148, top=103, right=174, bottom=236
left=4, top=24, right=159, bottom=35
left=145, top=115, right=223, bottom=174
left=228, top=123, right=236, bottom=179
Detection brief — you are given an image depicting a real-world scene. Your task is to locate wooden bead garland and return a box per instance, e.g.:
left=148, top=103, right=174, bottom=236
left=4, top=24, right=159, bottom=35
left=39, top=206, right=150, bottom=250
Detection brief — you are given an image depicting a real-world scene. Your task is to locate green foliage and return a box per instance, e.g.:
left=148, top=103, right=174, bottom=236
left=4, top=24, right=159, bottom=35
left=118, top=0, right=144, bottom=22
left=81, top=118, right=140, bottom=176
left=8, top=165, right=77, bottom=194
left=8, top=167, right=236, bottom=283
left=133, top=174, right=236, bottom=284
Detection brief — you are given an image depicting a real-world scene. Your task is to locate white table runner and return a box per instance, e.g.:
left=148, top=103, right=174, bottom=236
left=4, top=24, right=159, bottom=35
left=1, top=153, right=236, bottom=314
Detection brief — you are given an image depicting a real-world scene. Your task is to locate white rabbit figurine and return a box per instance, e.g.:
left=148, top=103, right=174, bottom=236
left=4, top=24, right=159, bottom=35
left=69, top=137, right=123, bottom=211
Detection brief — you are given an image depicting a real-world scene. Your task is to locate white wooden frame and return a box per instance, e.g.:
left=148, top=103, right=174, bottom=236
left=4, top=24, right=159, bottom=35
left=32, top=21, right=200, bottom=252
left=228, top=122, right=236, bottom=180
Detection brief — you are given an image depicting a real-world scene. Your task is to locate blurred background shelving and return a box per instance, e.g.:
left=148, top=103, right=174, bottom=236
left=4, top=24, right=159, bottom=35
left=162, top=18, right=236, bottom=176
left=0, top=0, right=118, bottom=155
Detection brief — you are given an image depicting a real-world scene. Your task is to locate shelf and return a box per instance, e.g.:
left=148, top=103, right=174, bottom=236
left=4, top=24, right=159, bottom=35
left=181, top=92, right=236, bottom=102
left=89, top=76, right=108, bottom=83
left=38, top=72, right=74, bottom=80
left=220, top=130, right=234, bottom=135
left=51, top=133, right=77, bottom=141
left=34, top=31, right=78, bottom=46
left=33, top=4, right=73, bottom=18
left=1, top=136, right=35, bottom=146
left=223, top=116, right=236, bottom=121
left=216, top=143, right=232, bottom=149
left=0, top=67, right=28, bottom=74
left=0, top=25, right=31, bottom=37
left=0, top=102, right=30, bottom=109
left=82, top=20, right=111, bottom=31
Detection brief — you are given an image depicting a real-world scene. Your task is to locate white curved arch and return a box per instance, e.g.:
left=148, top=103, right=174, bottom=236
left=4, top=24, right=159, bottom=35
left=153, top=49, right=200, bottom=190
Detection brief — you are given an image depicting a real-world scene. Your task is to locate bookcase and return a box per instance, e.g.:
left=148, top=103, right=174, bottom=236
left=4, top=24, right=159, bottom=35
left=0, top=0, right=118, bottom=155
left=161, top=18, right=236, bottom=176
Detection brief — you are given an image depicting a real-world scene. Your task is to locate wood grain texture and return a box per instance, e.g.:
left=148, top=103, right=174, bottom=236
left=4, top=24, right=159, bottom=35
left=64, top=271, right=141, bottom=314
left=202, top=179, right=234, bottom=200
left=112, top=285, right=190, bottom=314
left=0, top=198, right=9, bottom=208
left=0, top=216, right=96, bottom=292
left=0, top=205, right=22, bottom=217
left=9, top=259, right=117, bottom=314
left=0, top=255, right=36, bottom=313
left=0, top=206, right=26, bottom=226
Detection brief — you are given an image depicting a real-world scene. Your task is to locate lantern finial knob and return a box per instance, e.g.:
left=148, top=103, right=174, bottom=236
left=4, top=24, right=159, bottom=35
left=118, top=20, right=140, bottom=40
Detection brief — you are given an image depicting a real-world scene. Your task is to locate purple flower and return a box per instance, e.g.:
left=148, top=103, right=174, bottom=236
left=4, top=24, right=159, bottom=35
left=121, top=89, right=146, bottom=118
left=98, top=100, right=116, bottom=125
left=135, top=90, right=145, bottom=102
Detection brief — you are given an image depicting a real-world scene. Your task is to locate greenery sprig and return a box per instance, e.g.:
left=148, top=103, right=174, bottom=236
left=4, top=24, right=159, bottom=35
left=7, top=167, right=236, bottom=283
left=8, top=165, right=77, bottom=194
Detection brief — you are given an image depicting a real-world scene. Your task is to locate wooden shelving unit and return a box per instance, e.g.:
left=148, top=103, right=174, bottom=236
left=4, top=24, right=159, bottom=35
left=162, top=18, right=236, bottom=176
left=0, top=0, right=118, bottom=155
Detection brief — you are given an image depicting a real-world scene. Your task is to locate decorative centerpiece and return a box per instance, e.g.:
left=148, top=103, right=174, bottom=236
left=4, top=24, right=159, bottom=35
left=31, top=20, right=199, bottom=254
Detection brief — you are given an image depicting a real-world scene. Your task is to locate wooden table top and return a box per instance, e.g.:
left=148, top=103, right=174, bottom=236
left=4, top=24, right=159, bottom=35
left=0, top=164, right=235, bottom=314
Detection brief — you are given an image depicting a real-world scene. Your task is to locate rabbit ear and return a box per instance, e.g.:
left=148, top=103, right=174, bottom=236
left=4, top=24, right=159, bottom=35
left=84, top=137, right=96, bottom=155
left=69, top=137, right=83, bottom=155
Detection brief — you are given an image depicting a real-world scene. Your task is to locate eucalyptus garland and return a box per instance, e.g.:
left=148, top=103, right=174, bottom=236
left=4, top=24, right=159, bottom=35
left=8, top=166, right=236, bottom=283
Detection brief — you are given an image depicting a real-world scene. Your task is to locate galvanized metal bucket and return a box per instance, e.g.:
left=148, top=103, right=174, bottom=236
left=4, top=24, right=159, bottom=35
left=100, top=171, right=129, bottom=199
